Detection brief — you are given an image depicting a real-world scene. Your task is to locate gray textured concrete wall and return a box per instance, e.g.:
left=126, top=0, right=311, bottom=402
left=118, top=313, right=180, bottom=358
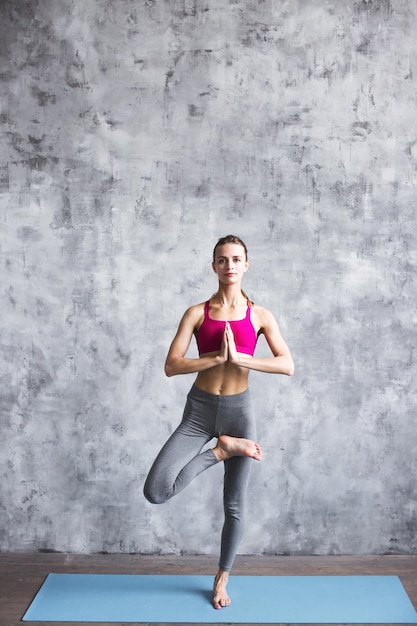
left=1, top=0, right=416, bottom=556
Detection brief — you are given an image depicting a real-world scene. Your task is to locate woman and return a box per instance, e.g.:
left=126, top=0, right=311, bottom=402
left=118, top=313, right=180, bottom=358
left=144, top=235, right=294, bottom=609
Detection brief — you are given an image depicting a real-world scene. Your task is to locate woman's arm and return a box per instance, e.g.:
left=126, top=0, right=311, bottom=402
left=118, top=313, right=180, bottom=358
left=164, top=306, right=227, bottom=377
left=226, top=307, right=294, bottom=376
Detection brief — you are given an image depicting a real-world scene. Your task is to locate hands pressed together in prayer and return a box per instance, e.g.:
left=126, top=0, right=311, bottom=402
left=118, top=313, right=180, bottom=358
left=219, top=322, right=241, bottom=365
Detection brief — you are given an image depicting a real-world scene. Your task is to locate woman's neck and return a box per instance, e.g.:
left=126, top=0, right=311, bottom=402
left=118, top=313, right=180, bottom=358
left=212, top=284, right=246, bottom=309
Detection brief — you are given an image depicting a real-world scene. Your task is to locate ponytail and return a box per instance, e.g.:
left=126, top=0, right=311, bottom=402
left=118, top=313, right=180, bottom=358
left=241, top=289, right=254, bottom=307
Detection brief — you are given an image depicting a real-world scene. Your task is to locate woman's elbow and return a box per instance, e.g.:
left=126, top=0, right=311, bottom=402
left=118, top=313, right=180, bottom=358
left=285, top=359, right=295, bottom=376
left=164, top=357, right=180, bottom=377
left=286, top=365, right=295, bottom=376
left=164, top=362, right=174, bottom=377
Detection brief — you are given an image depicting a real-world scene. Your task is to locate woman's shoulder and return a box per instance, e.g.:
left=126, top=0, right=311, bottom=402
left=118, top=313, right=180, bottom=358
left=251, top=304, right=277, bottom=327
left=181, top=301, right=207, bottom=322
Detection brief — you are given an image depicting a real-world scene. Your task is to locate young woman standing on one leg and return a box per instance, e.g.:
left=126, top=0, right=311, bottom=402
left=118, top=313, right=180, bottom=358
left=144, top=235, right=294, bottom=609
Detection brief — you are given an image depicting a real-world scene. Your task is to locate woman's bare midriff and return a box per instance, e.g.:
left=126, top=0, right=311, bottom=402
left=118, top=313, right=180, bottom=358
left=194, top=353, right=250, bottom=395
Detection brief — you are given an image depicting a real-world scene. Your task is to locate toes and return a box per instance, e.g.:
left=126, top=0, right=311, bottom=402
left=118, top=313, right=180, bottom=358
left=253, top=444, right=262, bottom=460
left=213, top=595, right=231, bottom=609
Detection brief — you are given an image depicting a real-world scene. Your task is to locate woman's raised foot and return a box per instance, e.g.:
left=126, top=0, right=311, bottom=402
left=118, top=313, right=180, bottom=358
left=213, top=434, right=262, bottom=462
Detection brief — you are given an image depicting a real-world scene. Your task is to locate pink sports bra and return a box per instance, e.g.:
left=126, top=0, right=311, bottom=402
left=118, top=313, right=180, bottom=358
left=196, top=301, right=257, bottom=356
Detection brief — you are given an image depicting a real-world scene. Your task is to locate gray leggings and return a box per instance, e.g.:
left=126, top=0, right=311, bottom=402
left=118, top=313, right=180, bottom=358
left=143, top=384, right=256, bottom=572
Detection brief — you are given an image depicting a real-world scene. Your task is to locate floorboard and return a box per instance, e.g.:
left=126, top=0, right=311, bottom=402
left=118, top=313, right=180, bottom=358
left=1, top=553, right=416, bottom=626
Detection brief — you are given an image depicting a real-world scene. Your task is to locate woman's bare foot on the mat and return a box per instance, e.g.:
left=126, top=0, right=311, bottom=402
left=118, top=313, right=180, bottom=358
left=213, top=434, right=262, bottom=462
left=213, top=569, right=231, bottom=609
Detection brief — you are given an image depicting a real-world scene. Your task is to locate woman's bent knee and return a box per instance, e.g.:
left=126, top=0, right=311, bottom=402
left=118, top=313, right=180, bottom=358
left=143, top=479, right=170, bottom=505
left=144, top=489, right=165, bottom=505
left=143, top=482, right=162, bottom=504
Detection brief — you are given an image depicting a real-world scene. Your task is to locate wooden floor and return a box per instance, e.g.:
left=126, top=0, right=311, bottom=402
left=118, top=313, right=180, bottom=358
left=1, top=553, right=416, bottom=626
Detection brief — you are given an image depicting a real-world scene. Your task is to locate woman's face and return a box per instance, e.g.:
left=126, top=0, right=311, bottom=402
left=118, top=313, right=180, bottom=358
left=212, top=243, right=249, bottom=284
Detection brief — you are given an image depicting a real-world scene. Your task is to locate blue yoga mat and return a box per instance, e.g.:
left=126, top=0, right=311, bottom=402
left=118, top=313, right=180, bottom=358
left=23, top=573, right=417, bottom=623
